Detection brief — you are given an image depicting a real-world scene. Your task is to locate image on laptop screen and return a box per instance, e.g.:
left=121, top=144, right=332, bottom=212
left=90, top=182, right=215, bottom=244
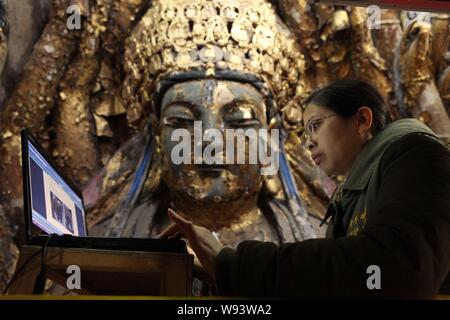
left=27, top=141, right=87, bottom=237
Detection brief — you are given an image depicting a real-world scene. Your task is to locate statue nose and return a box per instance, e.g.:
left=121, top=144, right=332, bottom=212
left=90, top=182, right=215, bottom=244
left=202, top=112, right=223, bottom=131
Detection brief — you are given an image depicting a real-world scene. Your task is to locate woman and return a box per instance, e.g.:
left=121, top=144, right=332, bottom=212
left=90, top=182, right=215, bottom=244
left=159, top=79, right=450, bottom=299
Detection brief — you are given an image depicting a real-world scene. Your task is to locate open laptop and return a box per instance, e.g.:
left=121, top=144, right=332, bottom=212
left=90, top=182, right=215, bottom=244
left=21, top=128, right=186, bottom=253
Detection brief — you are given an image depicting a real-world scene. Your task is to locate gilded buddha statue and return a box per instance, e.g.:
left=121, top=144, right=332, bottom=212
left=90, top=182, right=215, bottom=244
left=84, top=0, right=332, bottom=248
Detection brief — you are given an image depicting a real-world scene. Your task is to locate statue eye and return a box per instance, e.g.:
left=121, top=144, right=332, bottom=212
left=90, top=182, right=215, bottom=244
left=224, top=104, right=261, bottom=128
left=226, top=118, right=261, bottom=128
left=161, top=104, right=196, bottom=127
left=162, top=114, right=195, bottom=127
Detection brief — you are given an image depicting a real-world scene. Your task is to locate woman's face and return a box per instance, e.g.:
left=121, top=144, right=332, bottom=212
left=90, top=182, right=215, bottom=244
left=302, top=104, right=369, bottom=177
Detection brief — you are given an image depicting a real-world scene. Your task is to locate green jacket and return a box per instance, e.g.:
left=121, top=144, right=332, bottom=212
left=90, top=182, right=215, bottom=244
left=215, top=119, right=450, bottom=298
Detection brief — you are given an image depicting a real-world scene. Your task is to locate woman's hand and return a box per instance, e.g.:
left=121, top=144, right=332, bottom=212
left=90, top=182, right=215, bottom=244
left=157, top=209, right=225, bottom=284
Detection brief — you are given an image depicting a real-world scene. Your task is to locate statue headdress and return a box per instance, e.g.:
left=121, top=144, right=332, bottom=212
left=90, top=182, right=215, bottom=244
left=122, top=0, right=307, bottom=130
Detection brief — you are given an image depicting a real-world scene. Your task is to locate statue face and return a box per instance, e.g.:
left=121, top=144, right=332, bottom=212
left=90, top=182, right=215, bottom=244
left=160, top=79, right=267, bottom=228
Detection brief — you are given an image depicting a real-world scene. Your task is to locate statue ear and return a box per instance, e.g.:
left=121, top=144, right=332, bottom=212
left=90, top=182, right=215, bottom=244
left=147, top=112, right=160, bottom=135
left=143, top=142, right=162, bottom=195
left=262, top=174, right=282, bottom=198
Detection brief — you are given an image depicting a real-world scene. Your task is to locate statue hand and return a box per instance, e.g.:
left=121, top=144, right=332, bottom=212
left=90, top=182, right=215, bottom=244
left=157, top=208, right=225, bottom=285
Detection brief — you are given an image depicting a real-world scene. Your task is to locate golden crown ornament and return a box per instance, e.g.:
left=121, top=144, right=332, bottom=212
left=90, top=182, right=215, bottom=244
left=123, top=0, right=307, bottom=130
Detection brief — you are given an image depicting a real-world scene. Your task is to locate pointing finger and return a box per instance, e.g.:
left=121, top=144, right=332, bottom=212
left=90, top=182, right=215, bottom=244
left=168, top=209, right=194, bottom=233
left=156, top=222, right=179, bottom=239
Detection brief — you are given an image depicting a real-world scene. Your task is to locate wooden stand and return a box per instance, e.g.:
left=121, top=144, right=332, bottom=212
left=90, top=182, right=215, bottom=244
left=7, top=246, right=193, bottom=296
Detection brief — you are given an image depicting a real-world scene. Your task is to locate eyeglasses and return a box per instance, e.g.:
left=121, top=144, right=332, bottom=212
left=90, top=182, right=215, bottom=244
left=301, top=114, right=338, bottom=147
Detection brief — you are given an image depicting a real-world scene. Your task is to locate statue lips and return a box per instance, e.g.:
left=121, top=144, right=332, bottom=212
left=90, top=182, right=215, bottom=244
left=196, top=163, right=227, bottom=176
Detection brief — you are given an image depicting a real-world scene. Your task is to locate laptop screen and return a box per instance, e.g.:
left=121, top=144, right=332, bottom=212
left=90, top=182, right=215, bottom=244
left=27, top=140, right=87, bottom=237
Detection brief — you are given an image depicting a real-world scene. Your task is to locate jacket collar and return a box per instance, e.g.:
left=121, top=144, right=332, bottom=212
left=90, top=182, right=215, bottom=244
left=342, top=119, right=435, bottom=191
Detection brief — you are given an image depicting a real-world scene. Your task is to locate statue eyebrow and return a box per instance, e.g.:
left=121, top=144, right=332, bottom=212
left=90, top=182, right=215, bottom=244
left=223, top=99, right=258, bottom=112
left=162, top=101, right=199, bottom=114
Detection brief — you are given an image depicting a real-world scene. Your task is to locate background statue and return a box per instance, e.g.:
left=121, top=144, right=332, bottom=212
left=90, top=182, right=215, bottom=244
left=0, top=0, right=449, bottom=293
